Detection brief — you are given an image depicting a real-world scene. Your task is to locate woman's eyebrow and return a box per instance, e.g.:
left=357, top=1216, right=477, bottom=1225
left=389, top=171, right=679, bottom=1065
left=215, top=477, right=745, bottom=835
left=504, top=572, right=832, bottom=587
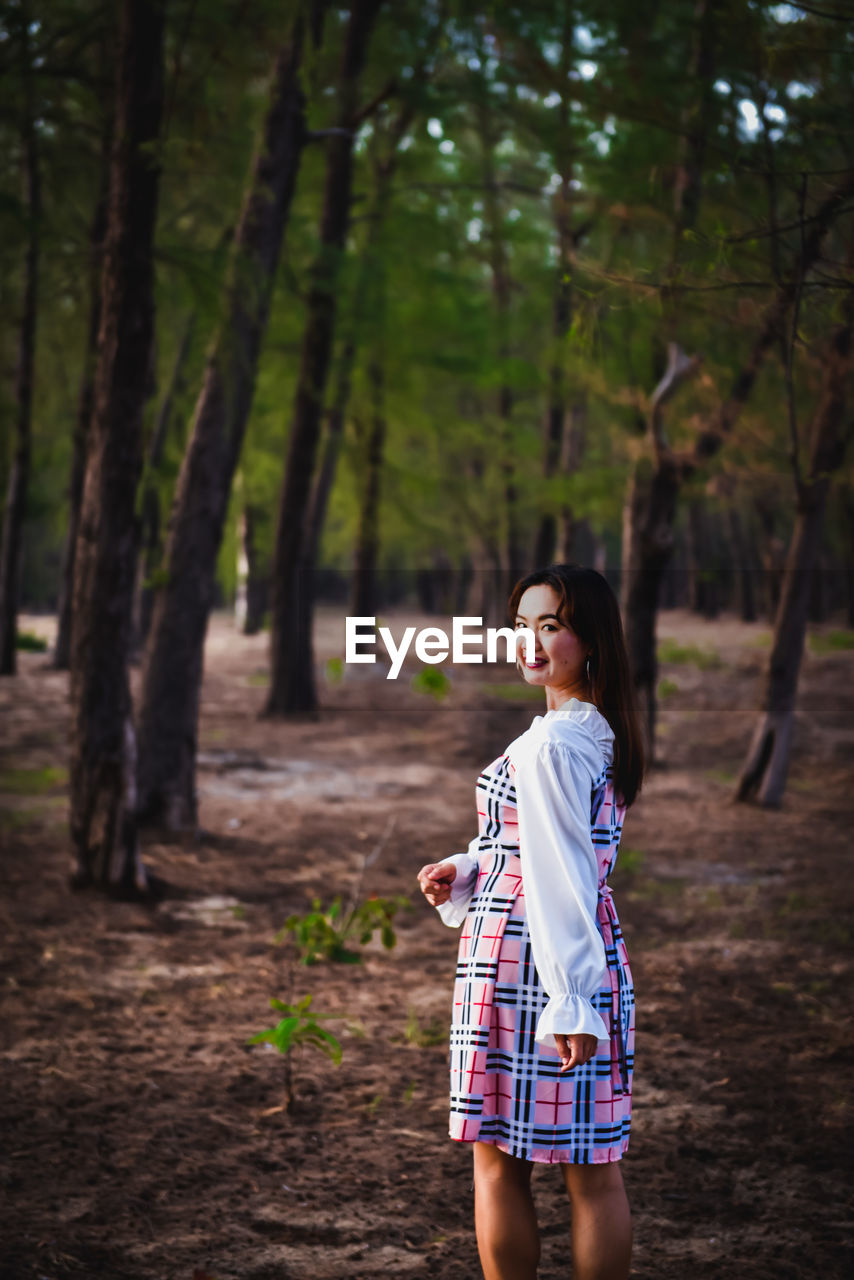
left=514, top=612, right=561, bottom=623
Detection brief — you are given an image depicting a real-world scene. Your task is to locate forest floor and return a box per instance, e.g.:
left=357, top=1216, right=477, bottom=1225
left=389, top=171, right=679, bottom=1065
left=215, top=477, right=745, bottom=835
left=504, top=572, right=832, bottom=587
left=1, top=607, right=852, bottom=1280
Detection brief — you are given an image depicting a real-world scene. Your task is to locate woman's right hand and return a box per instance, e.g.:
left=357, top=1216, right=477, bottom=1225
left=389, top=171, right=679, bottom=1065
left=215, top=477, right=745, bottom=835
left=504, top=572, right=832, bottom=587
left=417, top=861, right=457, bottom=907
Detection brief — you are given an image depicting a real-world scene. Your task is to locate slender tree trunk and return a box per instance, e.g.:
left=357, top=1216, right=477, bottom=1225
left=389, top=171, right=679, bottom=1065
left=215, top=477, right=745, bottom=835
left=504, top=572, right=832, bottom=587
left=477, top=100, right=521, bottom=591
left=622, top=170, right=854, bottom=752
left=136, top=28, right=308, bottom=826
left=621, top=454, right=681, bottom=763
left=737, top=302, right=853, bottom=806
left=838, top=484, right=854, bottom=627
left=306, top=100, right=413, bottom=630
left=135, top=312, right=196, bottom=646
left=351, top=353, right=386, bottom=617
left=534, top=14, right=574, bottom=569
left=242, top=501, right=269, bottom=635
left=620, top=2, right=717, bottom=744
left=557, top=398, right=586, bottom=561
left=726, top=501, right=757, bottom=623
left=0, top=11, right=40, bottom=676
left=54, top=170, right=109, bottom=671
left=69, top=0, right=165, bottom=893
left=266, top=0, right=383, bottom=717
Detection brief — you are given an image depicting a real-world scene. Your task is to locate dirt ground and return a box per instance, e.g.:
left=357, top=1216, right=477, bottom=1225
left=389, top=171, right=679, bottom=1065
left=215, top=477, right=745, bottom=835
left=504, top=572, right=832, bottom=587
left=1, top=607, right=852, bottom=1280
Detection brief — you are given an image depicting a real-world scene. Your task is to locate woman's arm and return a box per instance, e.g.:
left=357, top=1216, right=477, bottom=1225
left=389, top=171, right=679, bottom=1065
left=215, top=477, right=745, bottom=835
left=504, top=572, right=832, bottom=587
left=417, top=837, right=481, bottom=926
left=511, top=729, right=610, bottom=1050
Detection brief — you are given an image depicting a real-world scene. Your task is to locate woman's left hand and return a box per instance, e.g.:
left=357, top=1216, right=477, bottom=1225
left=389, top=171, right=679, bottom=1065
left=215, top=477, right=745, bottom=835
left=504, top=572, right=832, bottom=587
left=554, top=1033, right=598, bottom=1073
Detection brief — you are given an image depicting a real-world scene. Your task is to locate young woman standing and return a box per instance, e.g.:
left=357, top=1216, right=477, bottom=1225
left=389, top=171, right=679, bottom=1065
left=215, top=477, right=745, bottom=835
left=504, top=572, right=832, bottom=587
left=418, top=564, right=645, bottom=1280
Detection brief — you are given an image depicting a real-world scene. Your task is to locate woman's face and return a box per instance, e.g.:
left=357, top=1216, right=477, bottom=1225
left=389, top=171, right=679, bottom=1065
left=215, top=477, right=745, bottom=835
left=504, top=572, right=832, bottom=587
left=514, top=583, right=591, bottom=701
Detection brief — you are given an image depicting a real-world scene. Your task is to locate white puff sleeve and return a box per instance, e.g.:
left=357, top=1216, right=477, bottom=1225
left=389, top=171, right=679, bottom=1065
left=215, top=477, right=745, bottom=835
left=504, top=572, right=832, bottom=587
left=435, top=836, right=481, bottom=928
left=510, top=729, right=610, bottom=1050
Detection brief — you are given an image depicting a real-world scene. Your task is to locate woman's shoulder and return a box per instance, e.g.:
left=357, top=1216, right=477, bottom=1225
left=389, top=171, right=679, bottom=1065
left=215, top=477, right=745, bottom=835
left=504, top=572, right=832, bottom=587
left=507, top=698, right=614, bottom=774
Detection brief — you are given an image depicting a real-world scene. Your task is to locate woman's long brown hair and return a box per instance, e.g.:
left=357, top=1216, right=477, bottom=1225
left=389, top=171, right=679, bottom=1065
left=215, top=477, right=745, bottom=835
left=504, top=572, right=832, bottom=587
left=508, top=563, right=646, bottom=807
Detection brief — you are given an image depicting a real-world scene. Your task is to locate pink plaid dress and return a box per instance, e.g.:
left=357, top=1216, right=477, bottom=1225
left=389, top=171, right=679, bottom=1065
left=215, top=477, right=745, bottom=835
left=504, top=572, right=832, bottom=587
left=446, top=720, right=634, bottom=1164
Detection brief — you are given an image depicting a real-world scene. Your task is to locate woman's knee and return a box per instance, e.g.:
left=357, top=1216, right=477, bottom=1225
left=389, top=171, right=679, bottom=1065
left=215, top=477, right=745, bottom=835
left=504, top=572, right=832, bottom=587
left=474, top=1142, right=534, bottom=1188
left=562, top=1159, right=626, bottom=1201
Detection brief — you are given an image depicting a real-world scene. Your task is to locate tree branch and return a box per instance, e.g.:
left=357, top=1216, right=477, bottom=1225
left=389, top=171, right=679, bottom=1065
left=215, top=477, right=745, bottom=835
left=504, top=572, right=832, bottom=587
left=649, top=343, right=701, bottom=457
left=689, top=171, right=854, bottom=469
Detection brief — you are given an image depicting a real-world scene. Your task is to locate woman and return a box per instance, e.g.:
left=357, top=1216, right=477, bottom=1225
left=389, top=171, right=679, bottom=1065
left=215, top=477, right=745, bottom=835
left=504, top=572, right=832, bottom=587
left=417, top=563, right=645, bottom=1280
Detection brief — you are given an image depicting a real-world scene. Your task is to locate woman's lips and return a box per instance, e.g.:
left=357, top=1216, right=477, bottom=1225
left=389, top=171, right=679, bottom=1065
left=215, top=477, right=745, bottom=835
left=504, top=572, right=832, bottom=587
left=526, top=659, right=547, bottom=669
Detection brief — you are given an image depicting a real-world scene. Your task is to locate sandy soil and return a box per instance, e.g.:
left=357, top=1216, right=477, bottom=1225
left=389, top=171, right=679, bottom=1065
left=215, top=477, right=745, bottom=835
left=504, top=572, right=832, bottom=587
left=1, top=607, right=852, bottom=1279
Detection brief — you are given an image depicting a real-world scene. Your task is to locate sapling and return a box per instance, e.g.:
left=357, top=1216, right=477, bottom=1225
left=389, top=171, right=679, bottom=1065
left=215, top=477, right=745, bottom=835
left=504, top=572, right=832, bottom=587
left=248, top=993, right=354, bottom=1113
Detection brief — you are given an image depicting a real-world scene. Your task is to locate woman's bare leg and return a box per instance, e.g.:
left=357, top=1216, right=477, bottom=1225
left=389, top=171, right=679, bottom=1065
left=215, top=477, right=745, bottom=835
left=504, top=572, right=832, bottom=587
left=561, top=1161, right=631, bottom=1280
left=473, top=1141, right=540, bottom=1280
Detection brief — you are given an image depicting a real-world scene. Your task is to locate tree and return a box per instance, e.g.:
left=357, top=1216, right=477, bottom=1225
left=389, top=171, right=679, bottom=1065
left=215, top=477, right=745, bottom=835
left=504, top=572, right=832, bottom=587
left=737, top=280, right=854, bottom=806
left=68, top=0, right=165, bottom=892
left=0, top=1, right=40, bottom=675
left=135, top=15, right=311, bottom=828
left=265, top=0, right=384, bottom=717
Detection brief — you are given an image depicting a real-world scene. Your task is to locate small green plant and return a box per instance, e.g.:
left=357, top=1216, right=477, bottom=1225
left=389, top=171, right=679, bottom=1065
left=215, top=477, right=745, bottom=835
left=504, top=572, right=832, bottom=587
left=248, top=993, right=351, bottom=1112
left=809, top=628, right=854, bottom=654
left=404, top=1007, right=447, bottom=1048
left=0, top=766, right=67, bottom=795
left=15, top=630, right=47, bottom=652
left=325, top=656, right=344, bottom=684
left=657, top=677, right=679, bottom=698
left=411, top=666, right=451, bottom=700
left=615, top=847, right=645, bottom=875
left=277, top=893, right=411, bottom=965
left=657, top=637, right=722, bottom=669
left=482, top=680, right=543, bottom=702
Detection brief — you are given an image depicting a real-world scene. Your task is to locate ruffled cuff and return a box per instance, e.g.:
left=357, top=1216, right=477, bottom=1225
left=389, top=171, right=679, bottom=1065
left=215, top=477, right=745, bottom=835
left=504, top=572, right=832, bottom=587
left=435, top=851, right=479, bottom=929
left=534, top=992, right=609, bottom=1049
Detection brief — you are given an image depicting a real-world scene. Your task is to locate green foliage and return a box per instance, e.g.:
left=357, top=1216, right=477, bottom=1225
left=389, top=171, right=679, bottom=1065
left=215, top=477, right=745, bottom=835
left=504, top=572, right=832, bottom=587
left=615, top=847, right=645, bottom=875
left=276, top=893, right=411, bottom=966
left=404, top=1008, right=446, bottom=1048
left=482, top=681, right=543, bottom=703
left=657, top=638, right=722, bottom=670
left=247, top=993, right=345, bottom=1066
left=809, top=629, right=854, bottom=654
left=410, top=666, right=451, bottom=701
left=15, top=630, right=47, bottom=652
left=657, top=677, right=679, bottom=698
left=325, top=656, right=344, bottom=684
left=0, top=766, right=67, bottom=794
left=247, top=992, right=360, bottom=1111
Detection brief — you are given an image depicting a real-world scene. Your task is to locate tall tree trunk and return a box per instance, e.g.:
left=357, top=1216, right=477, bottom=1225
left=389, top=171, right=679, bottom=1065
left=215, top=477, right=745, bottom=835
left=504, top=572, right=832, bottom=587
left=557, top=397, right=587, bottom=561
left=266, top=0, right=383, bottom=718
left=622, top=169, right=854, bottom=754
left=350, top=352, right=386, bottom=617
left=837, top=483, right=854, bottom=627
left=620, top=2, right=717, bottom=747
left=136, top=27, right=309, bottom=826
left=737, top=300, right=853, bottom=807
left=306, top=100, right=414, bottom=633
left=726, top=501, right=757, bottom=623
left=534, top=11, right=574, bottom=569
left=135, top=311, right=196, bottom=646
left=69, top=0, right=165, bottom=893
left=477, top=98, right=521, bottom=591
left=241, top=500, right=269, bottom=636
left=0, top=9, right=40, bottom=676
left=54, top=165, right=109, bottom=671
